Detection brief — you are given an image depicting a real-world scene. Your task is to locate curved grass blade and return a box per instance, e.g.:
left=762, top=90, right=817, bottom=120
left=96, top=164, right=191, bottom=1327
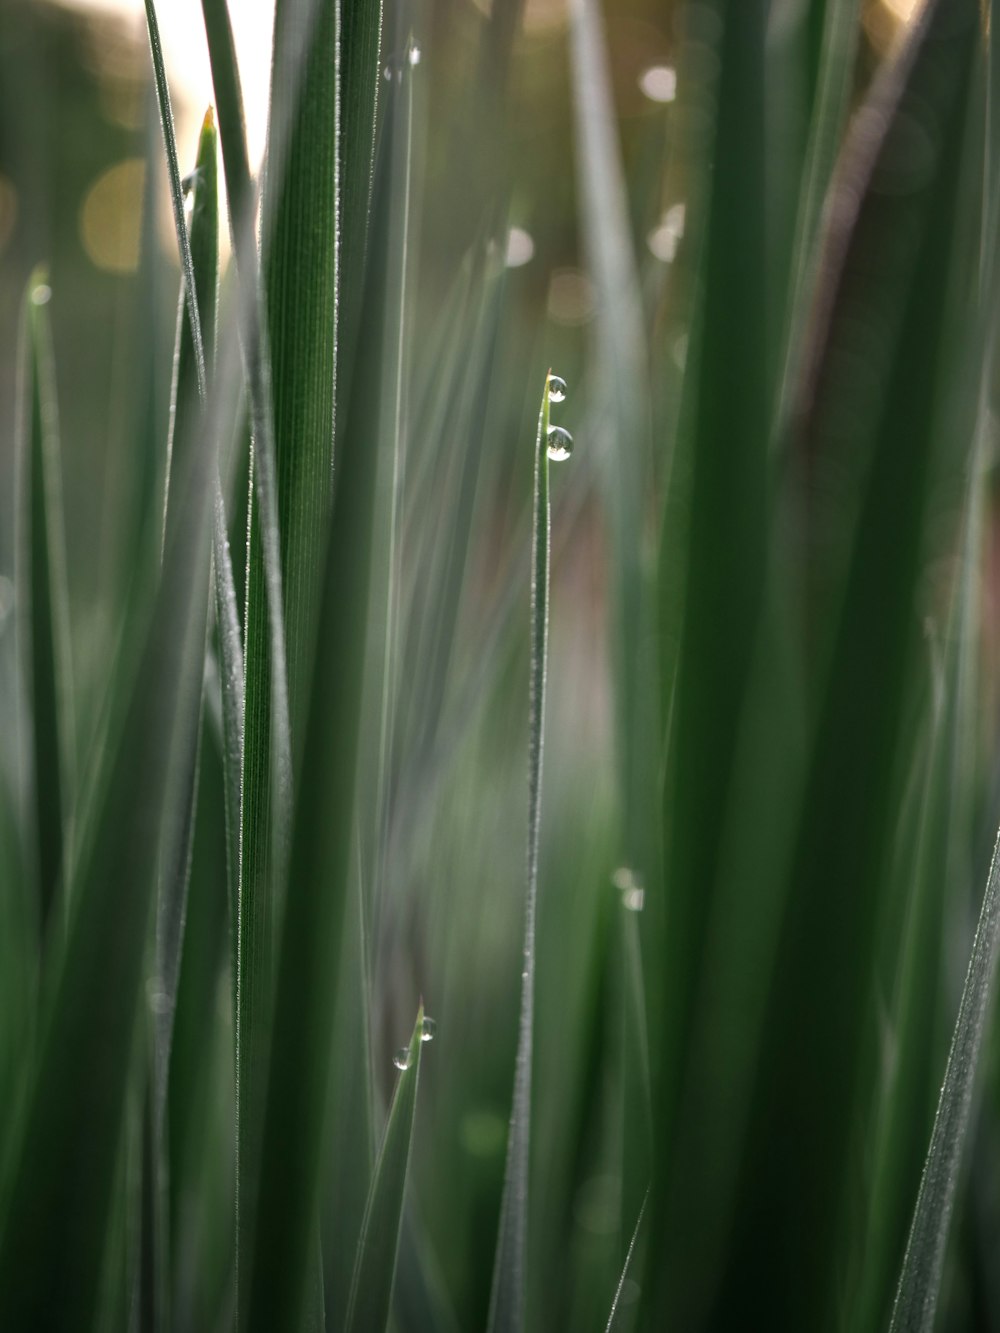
left=487, top=374, right=555, bottom=1333
left=15, top=270, right=74, bottom=941
left=245, top=62, right=397, bottom=1333
left=345, top=1006, right=426, bottom=1333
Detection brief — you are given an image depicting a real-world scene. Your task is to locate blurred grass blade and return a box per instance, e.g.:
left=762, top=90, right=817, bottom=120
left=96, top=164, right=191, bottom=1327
left=15, top=271, right=74, bottom=940
left=345, top=1006, right=426, bottom=1333
left=487, top=376, right=553, bottom=1333
left=568, top=0, right=657, bottom=883
left=0, top=309, right=218, bottom=1331
left=605, top=1190, right=646, bottom=1333
left=889, top=815, right=1000, bottom=1332
left=245, top=61, right=395, bottom=1332
left=705, top=2, right=983, bottom=1324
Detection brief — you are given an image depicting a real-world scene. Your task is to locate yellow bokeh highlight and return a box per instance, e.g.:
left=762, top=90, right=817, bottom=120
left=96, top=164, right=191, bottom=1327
left=79, top=158, right=146, bottom=274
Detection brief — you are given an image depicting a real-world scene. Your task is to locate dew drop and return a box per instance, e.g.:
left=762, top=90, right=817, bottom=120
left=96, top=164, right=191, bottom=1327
left=393, top=1046, right=412, bottom=1071
left=547, top=373, right=567, bottom=404
left=31, top=283, right=51, bottom=307
left=613, top=867, right=645, bottom=912
left=420, top=1016, right=436, bottom=1043
left=546, top=425, right=573, bottom=462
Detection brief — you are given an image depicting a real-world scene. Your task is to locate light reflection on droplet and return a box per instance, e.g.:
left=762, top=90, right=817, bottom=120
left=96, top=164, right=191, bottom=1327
left=505, top=226, right=535, bottom=268
left=638, top=64, right=677, bottom=104
left=393, top=1046, right=412, bottom=1071
left=546, top=425, right=573, bottom=462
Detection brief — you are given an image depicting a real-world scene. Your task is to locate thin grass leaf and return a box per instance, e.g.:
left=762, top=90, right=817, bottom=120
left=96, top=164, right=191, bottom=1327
left=154, top=109, right=221, bottom=1126
left=245, top=63, right=397, bottom=1332
left=15, top=270, right=73, bottom=941
left=0, top=301, right=219, bottom=1332
left=345, top=1005, right=426, bottom=1333
left=605, top=1190, right=646, bottom=1333
left=889, top=809, right=1000, bottom=1332
left=233, top=0, right=342, bottom=1310
left=568, top=0, right=657, bottom=883
left=143, top=8, right=246, bottom=1023
left=487, top=374, right=555, bottom=1333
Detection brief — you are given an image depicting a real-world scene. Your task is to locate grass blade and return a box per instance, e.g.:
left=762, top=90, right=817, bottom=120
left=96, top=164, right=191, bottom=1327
left=707, top=2, right=983, bottom=1323
left=15, top=270, right=74, bottom=941
left=245, top=57, right=395, bottom=1331
left=345, top=1005, right=426, bottom=1333
left=235, top=0, right=342, bottom=1309
left=487, top=373, right=555, bottom=1333
left=605, top=1191, right=646, bottom=1333
left=0, top=300, right=218, bottom=1332
left=889, top=812, right=1000, bottom=1331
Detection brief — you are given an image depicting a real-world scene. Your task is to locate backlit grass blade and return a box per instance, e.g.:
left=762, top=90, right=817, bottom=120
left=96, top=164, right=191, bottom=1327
left=605, top=1191, right=646, bottom=1333
left=15, top=270, right=74, bottom=940
left=889, top=815, right=1000, bottom=1331
left=345, top=1006, right=426, bottom=1333
left=245, top=62, right=395, bottom=1332
left=568, top=0, right=657, bottom=884
left=155, top=110, right=220, bottom=1130
left=142, top=10, right=245, bottom=1024
left=0, top=304, right=218, bottom=1331
left=487, top=375, right=554, bottom=1333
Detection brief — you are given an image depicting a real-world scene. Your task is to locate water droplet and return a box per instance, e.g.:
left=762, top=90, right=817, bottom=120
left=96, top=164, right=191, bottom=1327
left=31, top=283, right=51, bottom=307
left=420, top=1015, right=436, bottom=1042
left=547, top=425, right=573, bottom=462
left=638, top=64, right=677, bottom=104
left=612, top=867, right=645, bottom=912
left=393, top=1046, right=412, bottom=1071
left=547, top=373, right=567, bottom=404
left=505, top=226, right=535, bottom=268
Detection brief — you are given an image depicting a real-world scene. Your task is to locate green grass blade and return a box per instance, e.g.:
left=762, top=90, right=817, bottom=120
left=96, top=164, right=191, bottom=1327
left=651, top=1, right=769, bottom=1296
left=142, top=0, right=207, bottom=403
left=706, top=2, right=982, bottom=1323
left=345, top=1006, right=426, bottom=1333
left=245, top=63, right=395, bottom=1331
left=487, top=374, right=554, bottom=1333
left=155, top=110, right=220, bottom=1125
left=338, top=0, right=383, bottom=391
left=15, top=270, right=73, bottom=940
left=889, top=815, right=1000, bottom=1332
left=234, top=0, right=342, bottom=1313
left=605, top=1191, right=646, bottom=1333
left=0, top=320, right=218, bottom=1333
left=568, top=0, right=657, bottom=883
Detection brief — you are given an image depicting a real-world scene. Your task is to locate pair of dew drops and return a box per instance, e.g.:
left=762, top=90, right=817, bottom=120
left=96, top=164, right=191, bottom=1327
left=546, top=373, right=573, bottom=462
left=393, top=1015, right=436, bottom=1071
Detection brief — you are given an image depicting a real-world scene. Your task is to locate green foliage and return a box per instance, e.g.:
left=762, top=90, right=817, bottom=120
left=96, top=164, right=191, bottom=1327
left=4, top=0, right=1000, bottom=1329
